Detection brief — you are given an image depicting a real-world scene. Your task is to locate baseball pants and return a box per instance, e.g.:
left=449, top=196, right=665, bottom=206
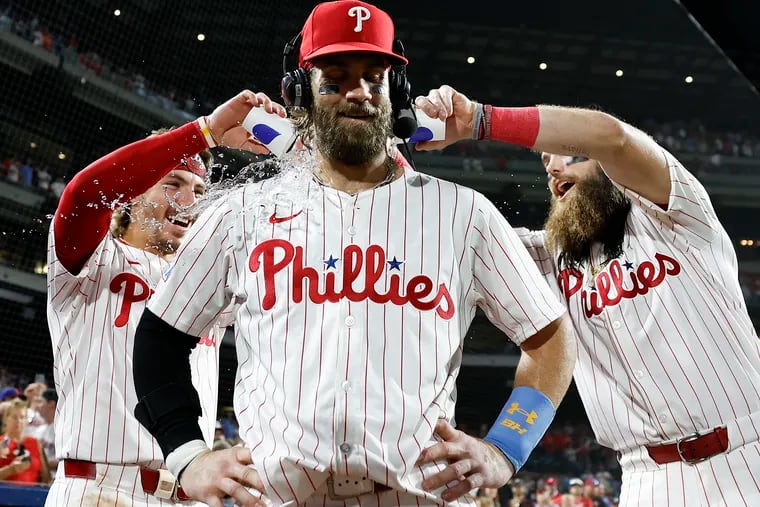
left=45, top=461, right=207, bottom=507
left=618, top=439, right=760, bottom=506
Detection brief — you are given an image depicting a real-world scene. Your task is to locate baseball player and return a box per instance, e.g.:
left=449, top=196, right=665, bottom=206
left=130, top=2, right=578, bottom=506
left=45, top=90, right=285, bottom=506
left=414, top=85, right=760, bottom=507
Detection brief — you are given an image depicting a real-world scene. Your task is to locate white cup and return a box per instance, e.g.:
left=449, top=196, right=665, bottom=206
left=393, top=107, right=446, bottom=144
left=242, top=107, right=297, bottom=157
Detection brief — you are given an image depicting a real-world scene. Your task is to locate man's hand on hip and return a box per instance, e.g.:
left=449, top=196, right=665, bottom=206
left=417, top=419, right=515, bottom=501
left=180, top=446, right=267, bottom=507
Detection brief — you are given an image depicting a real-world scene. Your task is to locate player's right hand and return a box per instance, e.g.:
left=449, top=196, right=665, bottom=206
left=179, top=446, right=267, bottom=507
left=205, top=90, right=288, bottom=154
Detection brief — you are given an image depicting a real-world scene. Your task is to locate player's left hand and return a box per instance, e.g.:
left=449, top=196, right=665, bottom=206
left=413, top=85, right=478, bottom=152
left=417, top=419, right=515, bottom=502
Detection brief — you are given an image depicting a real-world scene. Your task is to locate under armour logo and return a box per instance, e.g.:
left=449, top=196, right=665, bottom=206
left=348, top=5, right=371, bottom=32
left=506, top=402, right=538, bottom=425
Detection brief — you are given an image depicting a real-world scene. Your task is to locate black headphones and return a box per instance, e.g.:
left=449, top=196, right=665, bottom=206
left=280, top=34, right=418, bottom=139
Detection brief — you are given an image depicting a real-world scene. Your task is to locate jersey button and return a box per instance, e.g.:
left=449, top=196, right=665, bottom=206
left=635, top=370, right=644, bottom=379
left=339, top=442, right=353, bottom=455
left=341, top=380, right=352, bottom=392
left=612, top=321, right=621, bottom=330
left=345, top=316, right=356, bottom=327
left=659, top=413, right=668, bottom=423
left=347, top=226, right=356, bottom=236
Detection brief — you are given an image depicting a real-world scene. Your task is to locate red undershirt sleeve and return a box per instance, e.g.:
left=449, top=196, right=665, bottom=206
left=53, top=121, right=208, bottom=274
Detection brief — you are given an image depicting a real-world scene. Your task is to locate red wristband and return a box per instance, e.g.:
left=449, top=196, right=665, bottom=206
left=486, top=106, right=540, bottom=148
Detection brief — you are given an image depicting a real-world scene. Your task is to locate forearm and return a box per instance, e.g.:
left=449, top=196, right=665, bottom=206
left=60, top=121, right=207, bottom=210
left=513, top=314, right=576, bottom=407
left=485, top=104, right=669, bottom=202
left=484, top=104, right=626, bottom=161
left=482, top=315, right=576, bottom=472
left=531, top=106, right=627, bottom=161
left=133, top=309, right=205, bottom=458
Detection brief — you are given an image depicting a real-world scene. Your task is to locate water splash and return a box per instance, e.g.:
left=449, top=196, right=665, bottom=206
left=197, top=149, right=320, bottom=222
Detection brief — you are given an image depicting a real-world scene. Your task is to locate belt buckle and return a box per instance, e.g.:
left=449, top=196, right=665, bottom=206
left=327, top=474, right=375, bottom=500
left=153, top=469, right=178, bottom=500
left=676, top=432, right=709, bottom=465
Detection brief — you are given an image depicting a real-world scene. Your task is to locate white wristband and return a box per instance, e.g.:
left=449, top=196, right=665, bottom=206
left=196, top=116, right=217, bottom=148
left=166, top=439, right=210, bottom=479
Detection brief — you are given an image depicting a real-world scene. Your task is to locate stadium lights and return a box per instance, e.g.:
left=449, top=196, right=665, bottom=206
left=685, top=75, right=694, bottom=84
left=467, top=56, right=475, bottom=64
left=58, top=152, right=66, bottom=160
left=539, top=62, right=548, bottom=70
left=113, top=9, right=121, bottom=16
left=197, top=33, right=206, bottom=42
left=615, top=69, right=624, bottom=77
left=29, top=142, right=37, bottom=149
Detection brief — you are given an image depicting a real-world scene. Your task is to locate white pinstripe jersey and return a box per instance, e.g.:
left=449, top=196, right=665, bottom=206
left=147, top=165, right=566, bottom=505
left=46, top=224, right=221, bottom=466
left=518, top=151, right=760, bottom=454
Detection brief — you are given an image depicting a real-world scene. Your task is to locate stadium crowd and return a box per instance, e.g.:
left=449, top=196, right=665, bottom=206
left=0, top=4, right=210, bottom=120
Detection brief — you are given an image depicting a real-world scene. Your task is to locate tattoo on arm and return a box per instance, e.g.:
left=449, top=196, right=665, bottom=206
left=560, top=144, right=590, bottom=157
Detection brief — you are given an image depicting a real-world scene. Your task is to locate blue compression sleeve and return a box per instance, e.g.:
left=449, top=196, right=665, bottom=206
left=483, top=386, right=556, bottom=472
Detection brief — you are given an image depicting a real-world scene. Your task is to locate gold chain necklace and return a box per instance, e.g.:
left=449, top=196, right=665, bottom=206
left=313, top=158, right=398, bottom=195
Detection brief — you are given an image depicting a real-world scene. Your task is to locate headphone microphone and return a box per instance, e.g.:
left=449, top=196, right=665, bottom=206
left=389, top=39, right=418, bottom=140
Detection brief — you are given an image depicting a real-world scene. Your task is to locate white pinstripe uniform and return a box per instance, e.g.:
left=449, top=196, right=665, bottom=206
left=147, top=162, right=566, bottom=507
left=45, top=225, right=221, bottom=506
left=518, top=151, right=760, bottom=507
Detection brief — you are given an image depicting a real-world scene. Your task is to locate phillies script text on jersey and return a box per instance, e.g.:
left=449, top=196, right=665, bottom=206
left=250, top=239, right=455, bottom=319
left=557, top=253, right=682, bottom=317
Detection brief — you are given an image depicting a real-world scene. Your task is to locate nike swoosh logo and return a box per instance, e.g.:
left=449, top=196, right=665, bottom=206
left=269, top=210, right=303, bottom=224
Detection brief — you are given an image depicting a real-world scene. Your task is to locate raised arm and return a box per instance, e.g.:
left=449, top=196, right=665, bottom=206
left=54, top=122, right=207, bottom=274
left=54, top=90, right=286, bottom=274
left=530, top=105, right=668, bottom=203
left=414, top=85, right=670, bottom=204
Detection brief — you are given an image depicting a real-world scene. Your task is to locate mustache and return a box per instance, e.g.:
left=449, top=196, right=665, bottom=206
left=335, top=104, right=378, bottom=116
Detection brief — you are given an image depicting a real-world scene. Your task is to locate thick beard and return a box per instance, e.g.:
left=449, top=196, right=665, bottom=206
left=544, top=168, right=631, bottom=269
left=312, top=98, right=393, bottom=165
